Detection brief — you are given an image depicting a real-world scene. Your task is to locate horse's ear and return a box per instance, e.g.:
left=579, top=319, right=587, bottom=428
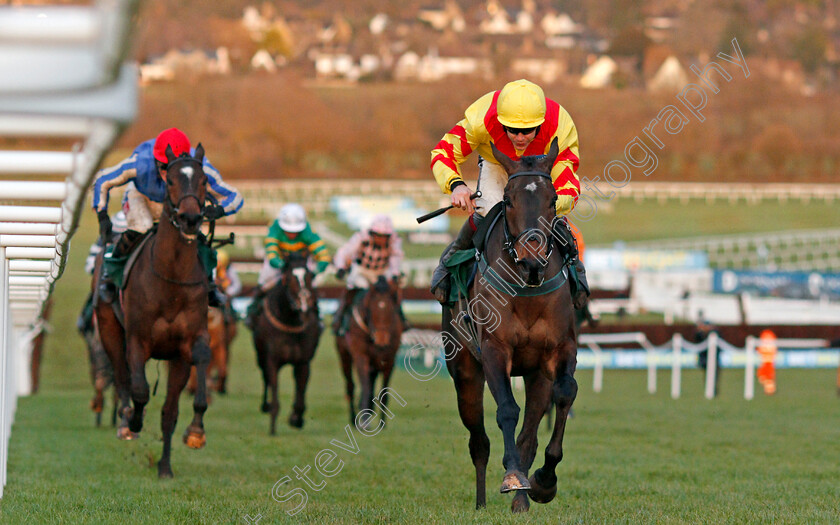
left=194, top=142, right=205, bottom=163
left=490, top=140, right=519, bottom=176
left=165, top=144, right=176, bottom=163
left=539, top=136, right=560, bottom=173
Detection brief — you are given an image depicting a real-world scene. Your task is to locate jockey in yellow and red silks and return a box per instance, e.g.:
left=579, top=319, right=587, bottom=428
left=428, top=78, right=589, bottom=308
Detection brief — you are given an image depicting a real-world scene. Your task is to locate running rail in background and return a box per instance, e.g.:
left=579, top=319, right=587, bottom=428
left=0, top=0, right=139, bottom=499
left=621, top=228, right=840, bottom=271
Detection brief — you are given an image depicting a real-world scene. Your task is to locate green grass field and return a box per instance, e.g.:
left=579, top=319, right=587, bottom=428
left=2, top=204, right=840, bottom=524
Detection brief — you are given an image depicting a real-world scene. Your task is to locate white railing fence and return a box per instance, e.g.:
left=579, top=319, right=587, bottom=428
left=0, top=0, right=139, bottom=499
left=404, top=330, right=837, bottom=401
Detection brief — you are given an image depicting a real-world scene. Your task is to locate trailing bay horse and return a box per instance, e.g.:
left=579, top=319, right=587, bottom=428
left=444, top=137, right=578, bottom=512
left=79, top=288, right=117, bottom=426
left=252, top=252, right=322, bottom=435
left=335, top=276, right=403, bottom=426
left=188, top=305, right=237, bottom=397
left=95, top=144, right=213, bottom=478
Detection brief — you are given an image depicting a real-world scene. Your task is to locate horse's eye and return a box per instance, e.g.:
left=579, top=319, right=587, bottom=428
left=503, top=197, right=512, bottom=207
left=166, top=178, right=174, bottom=186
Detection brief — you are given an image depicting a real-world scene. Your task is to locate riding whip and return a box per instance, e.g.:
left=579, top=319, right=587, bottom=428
left=416, top=191, right=481, bottom=223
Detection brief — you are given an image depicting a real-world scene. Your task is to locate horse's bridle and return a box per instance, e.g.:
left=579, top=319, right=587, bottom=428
left=264, top=265, right=313, bottom=332
left=501, top=170, right=556, bottom=266
left=163, top=156, right=206, bottom=231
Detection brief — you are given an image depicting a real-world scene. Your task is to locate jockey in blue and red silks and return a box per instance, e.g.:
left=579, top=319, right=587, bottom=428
left=92, top=127, right=244, bottom=306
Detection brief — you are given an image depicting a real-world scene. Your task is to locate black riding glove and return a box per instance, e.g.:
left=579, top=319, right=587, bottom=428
left=97, top=209, right=112, bottom=240
left=204, top=204, right=225, bottom=221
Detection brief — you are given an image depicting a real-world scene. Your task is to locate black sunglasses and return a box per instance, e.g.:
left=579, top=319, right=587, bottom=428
left=504, top=125, right=539, bottom=136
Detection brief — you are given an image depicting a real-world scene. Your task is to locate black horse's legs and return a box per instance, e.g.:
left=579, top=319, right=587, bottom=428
left=529, top=358, right=577, bottom=504
left=337, top=340, right=355, bottom=425
left=267, top=360, right=280, bottom=436
left=158, top=359, right=190, bottom=478
left=127, top=338, right=149, bottom=434
left=100, top=318, right=133, bottom=438
left=367, top=368, right=379, bottom=410
left=289, top=363, right=310, bottom=429
left=449, top=349, right=490, bottom=510
left=511, top=372, right=554, bottom=512
left=183, top=338, right=210, bottom=448
left=258, top=344, right=271, bottom=413
left=481, top=343, right=529, bottom=493
left=378, top=360, right=394, bottom=426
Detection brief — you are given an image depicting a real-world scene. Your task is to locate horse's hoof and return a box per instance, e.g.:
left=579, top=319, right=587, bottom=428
left=511, top=494, right=530, bottom=513
left=157, top=462, right=174, bottom=479
left=500, top=470, right=531, bottom=493
left=183, top=430, right=206, bottom=449
left=528, top=469, right=558, bottom=504
left=260, top=402, right=271, bottom=413
left=116, top=426, right=138, bottom=441
left=288, top=414, right=304, bottom=429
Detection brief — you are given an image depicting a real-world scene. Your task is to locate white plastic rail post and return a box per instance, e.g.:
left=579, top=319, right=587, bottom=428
left=0, top=246, right=7, bottom=497
left=590, top=342, right=603, bottom=393
left=705, top=331, right=719, bottom=400
left=671, top=333, right=683, bottom=399
left=641, top=334, right=656, bottom=394
left=744, top=336, right=755, bottom=400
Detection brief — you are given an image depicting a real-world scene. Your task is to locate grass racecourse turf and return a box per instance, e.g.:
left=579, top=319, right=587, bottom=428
left=1, top=210, right=840, bottom=524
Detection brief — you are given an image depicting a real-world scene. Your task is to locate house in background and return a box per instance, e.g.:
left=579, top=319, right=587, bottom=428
left=647, top=55, right=688, bottom=93
left=580, top=55, right=617, bottom=88
left=140, top=47, right=231, bottom=84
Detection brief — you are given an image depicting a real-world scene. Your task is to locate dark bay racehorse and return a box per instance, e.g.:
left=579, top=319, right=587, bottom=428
left=444, top=137, right=578, bottom=512
left=95, top=145, right=213, bottom=478
left=252, top=252, right=322, bottom=435
left=335, top=276, right=403, bottom=426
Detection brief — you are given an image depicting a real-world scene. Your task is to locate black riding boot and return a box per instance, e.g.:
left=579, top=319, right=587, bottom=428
left=573, top=256, right=591, bottom=310
left=397, top=303, right=410, bottom=331
left=208, top=279, right=226, bottom=308
left=332, top=288, right=358, bottom=336
left=552, top=220, right=591, bottom=310
left=98, top=229, right=142, bottom=303
left=245, top=288, right=266, bottom=329
left=430, top=216, right=477, bottom=305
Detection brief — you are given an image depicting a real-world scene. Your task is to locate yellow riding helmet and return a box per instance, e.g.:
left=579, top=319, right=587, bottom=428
left=497, top=79, right=546, bottom=128
left=216, top=249, right=230, bottom=268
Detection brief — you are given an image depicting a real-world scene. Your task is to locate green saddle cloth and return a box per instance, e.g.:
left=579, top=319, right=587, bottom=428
left=102, top=244, right=130, bottom=290
left=444, top=248, right=477, bottom=306
left=337, top=289, right=368, bottom=335
left=102, top=230, right=216, bottom=291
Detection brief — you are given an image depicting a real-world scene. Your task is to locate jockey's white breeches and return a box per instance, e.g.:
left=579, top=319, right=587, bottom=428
left=122, top=182, right=163, bottom=233
left=474, top=158, right=508, bottom=218
left=346, top=264, right=387, bottom=289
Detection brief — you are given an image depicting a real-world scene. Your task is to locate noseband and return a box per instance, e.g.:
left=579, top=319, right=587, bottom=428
left=502, top=170, right=555, bottom=266
left=164, top=156, right=206, bottom=230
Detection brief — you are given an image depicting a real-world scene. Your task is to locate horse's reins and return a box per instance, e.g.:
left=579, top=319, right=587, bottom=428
left=263, top=272, right=312, bottom=333
left=350, top=305, right=371, bottom=335
left=474, top=169, right=568, bottom=294
left=501, top=170, right=555, bottom=270
left=163, top=156, right=207, bottom=231
left=149, top=236, right=205, bottom=286
left=264, top=301, right=307, bottom=333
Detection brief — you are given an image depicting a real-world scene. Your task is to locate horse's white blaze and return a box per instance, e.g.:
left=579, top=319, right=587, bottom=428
left=292, top=267, right=308, bottom=310
left=525, top=182, right=537, bottom=192
left=181, top=166, right=194, bottom=180
left=378, top=300, right=386, bottom=308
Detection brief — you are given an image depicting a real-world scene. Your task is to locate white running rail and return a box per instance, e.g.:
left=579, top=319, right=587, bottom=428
left=0, top=0, right=139, bottom=499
